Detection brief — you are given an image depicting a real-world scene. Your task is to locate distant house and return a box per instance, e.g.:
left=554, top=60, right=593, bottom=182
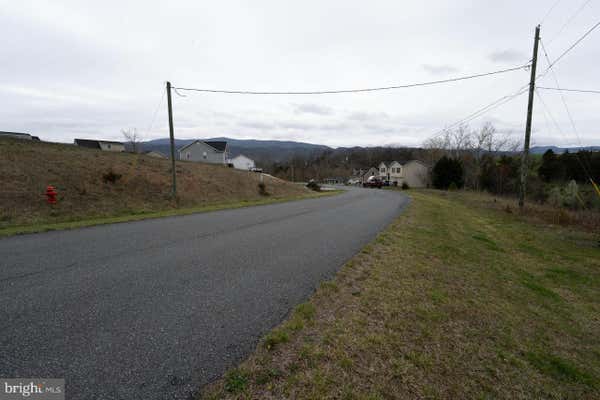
left=402, top=160, right=429, bottom=188
left=74, top=139, right=125, bottom=152
left=373, top=160, right=429, bottom=187
left=378, top=161, right=403, bottom=184
left=230, top=154, right=255, bottom=170
left=0, top=131, right=39, bottom=141
left=323, top=177, right=346, bottom=185
left=178, top=140, right=229, bottom=164
left=143, top=150, right=166, bottom=159
left=361, top=167, right=379, bottom=183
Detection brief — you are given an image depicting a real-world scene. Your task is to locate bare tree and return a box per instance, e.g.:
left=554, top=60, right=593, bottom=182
left=121, top=128, right=141, bottom=153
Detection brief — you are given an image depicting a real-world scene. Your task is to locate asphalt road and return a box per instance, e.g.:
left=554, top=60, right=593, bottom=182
left=0, top=187, right=408, bottom=399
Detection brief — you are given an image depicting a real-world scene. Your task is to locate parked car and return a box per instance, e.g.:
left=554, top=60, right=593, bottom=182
left=363, top=176, right=383, bottom=188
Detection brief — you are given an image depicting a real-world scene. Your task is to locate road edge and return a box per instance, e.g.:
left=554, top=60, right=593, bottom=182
left=0, top=190, right=342, bottom=238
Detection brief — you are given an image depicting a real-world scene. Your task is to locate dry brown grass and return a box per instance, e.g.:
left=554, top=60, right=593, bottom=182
left=447, top=189, right=600, bottom=232
left=201, top=190, right=600, bottom=400
left=0, top=139, right=308, bottom=229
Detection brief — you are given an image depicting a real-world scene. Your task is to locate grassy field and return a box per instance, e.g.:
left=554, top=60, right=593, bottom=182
left=202, top=190, right=600, bottom=399
left=0, top=139, right=316, bottom=235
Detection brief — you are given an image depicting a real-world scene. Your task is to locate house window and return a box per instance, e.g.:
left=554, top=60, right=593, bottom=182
left=107, top=144, right=111, bottom=149
left=380, top=168, right=384, bottom=173
left=203, top=151, right=207, bottom=159
left=186, top=153, right=190, bottom=160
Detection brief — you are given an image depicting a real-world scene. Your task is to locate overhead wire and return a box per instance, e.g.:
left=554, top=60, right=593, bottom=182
left=171, top=65, right=529, bottom=95
left=544, top=20, right=600, bottom=69
left=534, top=88, right=597, bottom=189
left=539, top=39, right=595, bottom=174
left=546, top=0, right=593, bottom=45
left=540, top=0, right=563, bottom=25
left=146, top=87, right=166, bottom=138
left=538, top=87, right=600, bottom=94
left=428, top=82, right=530, bottom=140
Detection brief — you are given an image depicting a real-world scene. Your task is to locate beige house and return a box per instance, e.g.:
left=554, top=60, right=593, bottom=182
left=402, top=160, right=429, bottom=188
left=372, top=160, right=429, bottom=187
left=74, top=139, right=125, bottom=152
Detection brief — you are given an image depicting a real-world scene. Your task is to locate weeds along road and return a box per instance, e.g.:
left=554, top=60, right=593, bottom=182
left=0, top=187, right=408, bottom=400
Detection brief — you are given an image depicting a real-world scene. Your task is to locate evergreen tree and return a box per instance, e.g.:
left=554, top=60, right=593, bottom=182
left=432, top=156, right=464, bottom=189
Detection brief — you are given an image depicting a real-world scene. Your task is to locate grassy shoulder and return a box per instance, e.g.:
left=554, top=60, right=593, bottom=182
left=0, top=190, right=340, bottom=238
left=202, top=190, right=600, bottom=399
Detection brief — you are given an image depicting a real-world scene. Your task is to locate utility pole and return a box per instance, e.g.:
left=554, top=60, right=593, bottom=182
left=519, top=25, right=540, bottom=209
left=166, top=81, right=177, bottom=197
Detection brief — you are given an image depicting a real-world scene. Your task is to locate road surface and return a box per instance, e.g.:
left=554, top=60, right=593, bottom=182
left=0, top=187, right=408, bottom=399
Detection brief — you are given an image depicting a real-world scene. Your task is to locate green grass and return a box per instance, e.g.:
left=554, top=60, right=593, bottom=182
left=0, top=191, right=341, bottom=238
left=200, top=190, right=600, bottom=399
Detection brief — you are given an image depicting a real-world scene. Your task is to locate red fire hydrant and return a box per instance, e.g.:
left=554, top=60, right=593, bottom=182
left=45, top=185, right=58, bottom=204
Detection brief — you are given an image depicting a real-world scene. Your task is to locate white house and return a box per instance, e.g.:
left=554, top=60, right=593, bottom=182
left=379, top=161, right=403, bottom=184
left=230, top=154, right=255, bottom=170
left=178, top=140, right=229, bottom=164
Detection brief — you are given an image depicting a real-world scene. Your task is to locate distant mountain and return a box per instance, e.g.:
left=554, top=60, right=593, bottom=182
left=530, top=145, right=600, bottom=155
left=139, top=137, right=331, bottom=164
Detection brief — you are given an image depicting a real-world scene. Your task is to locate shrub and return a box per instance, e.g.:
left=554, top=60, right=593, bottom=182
left=264, top=328, right=289, bottom=350
left=401, top=182, right=410, bottom=190
left=306, top=180, right=321, bottom=191
left=258, top=182, right=269, bottom=196
left=223, top=369, right=248, bottom=393
left=102, top=169, right=122, bottom=184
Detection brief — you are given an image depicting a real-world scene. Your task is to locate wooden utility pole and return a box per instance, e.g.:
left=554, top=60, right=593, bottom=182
left=166, top=81, right=177, bottom=197
left=519, top=25, right=540, bottom=209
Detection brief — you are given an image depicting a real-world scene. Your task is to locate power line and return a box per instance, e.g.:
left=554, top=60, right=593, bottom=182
left=547, top=0, right=593, bottom=45
left=428, top=82, right=529, bottom=140
left=538, top=86, right=600, bottom=94
left=540, top=39, right=595, bottom=173
left=146, top=87, right=166, bottom=137
left=534, top=88, right=595, bottom=183
left=172, top=65, right=529, bottom=95
left=545, top=20, right=600, bottom=69
left=540, top=0, right=563, bottom=25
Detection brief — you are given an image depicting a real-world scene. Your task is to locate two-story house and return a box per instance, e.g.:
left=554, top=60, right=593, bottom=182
left=378, top=161, right=403, bottom=185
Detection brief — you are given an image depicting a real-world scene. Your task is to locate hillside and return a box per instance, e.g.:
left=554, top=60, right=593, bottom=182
left=530, top=145, right=600, bottom=154
left=0, top=139, right=309, bottom=230
left=140, top=137, right=331, bottom=164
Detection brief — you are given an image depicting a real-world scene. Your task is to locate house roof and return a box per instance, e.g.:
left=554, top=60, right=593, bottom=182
left=204, top=141, right=227, bottom=152
left=74, top=139, right=101, bottom=149
left=75, top=138, right=123, bottom=148
left=178, top=140, right=228, bottom=153
left=0, top=131, right=30, bottom=137
left=404, top=159, right=428, bottom=167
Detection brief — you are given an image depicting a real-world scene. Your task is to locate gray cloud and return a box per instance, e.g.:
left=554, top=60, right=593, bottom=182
left=293, top=103, right=333, bottom=115
left=422, top=64, right=459, bottom=75
left=489, top=49, right=527, bottom=63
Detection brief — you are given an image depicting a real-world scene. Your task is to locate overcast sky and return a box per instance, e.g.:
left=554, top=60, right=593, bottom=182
left=2, top=0, right=599, bottom=147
